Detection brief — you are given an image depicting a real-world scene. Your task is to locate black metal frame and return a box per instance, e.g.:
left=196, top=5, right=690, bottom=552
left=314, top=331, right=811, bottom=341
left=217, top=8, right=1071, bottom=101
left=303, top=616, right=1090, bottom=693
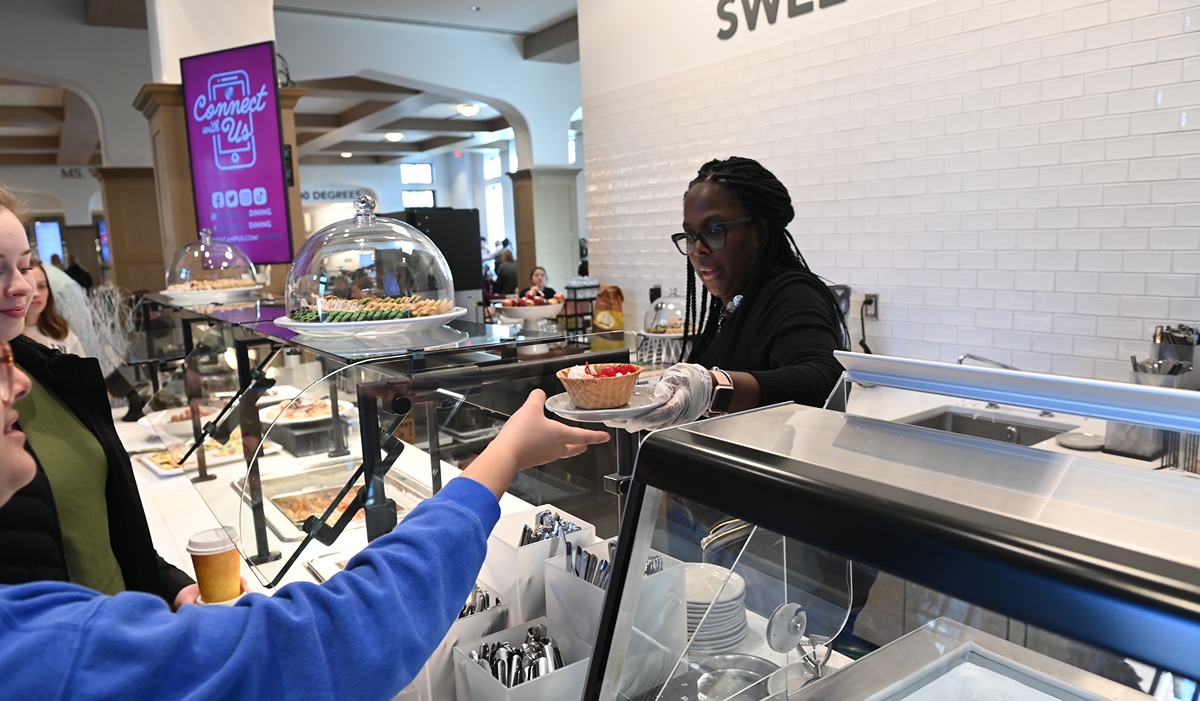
left=584, top=410, right=1200, bottom=698
left=230, top=336, right=284, bottom=565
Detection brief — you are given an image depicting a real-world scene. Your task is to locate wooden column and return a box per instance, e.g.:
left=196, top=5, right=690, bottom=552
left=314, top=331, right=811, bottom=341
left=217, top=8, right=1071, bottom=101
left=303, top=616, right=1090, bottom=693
left=133, top=84, right=306, bottom=294
left=93, top=168, right=166, bottom=293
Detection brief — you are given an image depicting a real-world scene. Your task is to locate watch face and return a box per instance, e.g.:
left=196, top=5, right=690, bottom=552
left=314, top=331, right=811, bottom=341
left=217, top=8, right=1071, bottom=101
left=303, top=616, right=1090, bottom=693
left=709, top=371, right=734, bottom=415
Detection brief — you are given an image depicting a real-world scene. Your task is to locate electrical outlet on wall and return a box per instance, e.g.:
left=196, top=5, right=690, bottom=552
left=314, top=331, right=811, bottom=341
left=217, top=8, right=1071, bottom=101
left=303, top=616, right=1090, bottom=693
left=863, top=294, right=878, bottom=320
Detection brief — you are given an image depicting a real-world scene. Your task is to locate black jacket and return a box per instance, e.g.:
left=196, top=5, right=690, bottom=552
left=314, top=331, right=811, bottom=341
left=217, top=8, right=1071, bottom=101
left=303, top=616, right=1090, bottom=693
left=691, top=269, right=845, bottom=408
left=0, top=337, right=193, bottom=602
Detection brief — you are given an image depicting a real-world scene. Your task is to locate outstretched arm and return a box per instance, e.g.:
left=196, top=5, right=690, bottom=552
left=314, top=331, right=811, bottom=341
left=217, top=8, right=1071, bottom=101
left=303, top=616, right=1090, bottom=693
left=464, top=388, right=610, bottom=498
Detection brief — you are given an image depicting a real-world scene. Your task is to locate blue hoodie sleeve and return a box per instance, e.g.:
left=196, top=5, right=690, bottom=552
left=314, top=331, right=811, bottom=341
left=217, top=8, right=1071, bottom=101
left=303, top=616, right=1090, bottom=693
left=0, top=476, right=501, bottom=701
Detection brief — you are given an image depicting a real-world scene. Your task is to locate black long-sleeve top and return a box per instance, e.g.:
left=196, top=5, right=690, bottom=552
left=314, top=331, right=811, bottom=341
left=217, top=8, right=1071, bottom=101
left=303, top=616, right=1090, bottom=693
left=691, top=270, right=845, bottom=408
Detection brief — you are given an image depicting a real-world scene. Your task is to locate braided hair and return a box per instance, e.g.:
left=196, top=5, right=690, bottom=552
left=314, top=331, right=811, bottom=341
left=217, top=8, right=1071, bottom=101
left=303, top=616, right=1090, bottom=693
left=681, top=156, right=849, bottom=363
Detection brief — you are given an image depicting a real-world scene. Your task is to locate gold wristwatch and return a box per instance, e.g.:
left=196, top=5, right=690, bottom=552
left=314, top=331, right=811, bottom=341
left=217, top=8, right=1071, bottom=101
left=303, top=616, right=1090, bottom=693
left=706, top=367, right=734, bottom=416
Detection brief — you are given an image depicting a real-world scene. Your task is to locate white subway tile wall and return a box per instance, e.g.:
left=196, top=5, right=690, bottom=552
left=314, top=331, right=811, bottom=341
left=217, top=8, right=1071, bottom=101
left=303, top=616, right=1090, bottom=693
left=583, top=0, right=1199, bottom=381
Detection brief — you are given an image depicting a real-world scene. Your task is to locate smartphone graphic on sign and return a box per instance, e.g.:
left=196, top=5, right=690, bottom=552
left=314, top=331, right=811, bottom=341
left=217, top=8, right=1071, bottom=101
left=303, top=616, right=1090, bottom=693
left=208, top=70, right=256, bottom=171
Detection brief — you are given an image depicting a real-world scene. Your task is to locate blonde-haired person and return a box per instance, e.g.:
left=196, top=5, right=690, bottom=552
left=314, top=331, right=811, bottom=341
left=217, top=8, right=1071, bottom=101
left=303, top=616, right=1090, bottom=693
left=23, top=261, right=84, bottom=356
left=0, top=185, right=197, bottom=606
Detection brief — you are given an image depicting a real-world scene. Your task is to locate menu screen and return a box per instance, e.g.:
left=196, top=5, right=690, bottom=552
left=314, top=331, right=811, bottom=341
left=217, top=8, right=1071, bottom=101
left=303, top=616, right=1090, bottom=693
left=181, top=41, right=293, bottom=264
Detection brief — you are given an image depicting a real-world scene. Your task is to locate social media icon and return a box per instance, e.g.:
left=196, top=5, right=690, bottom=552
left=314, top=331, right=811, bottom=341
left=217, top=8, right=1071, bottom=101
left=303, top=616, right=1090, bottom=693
left=252, top=187, right=267, bottom=205
left=239, top=189, right=253, bottom=206
left=211, top=191, right=224, bottom=209
left=224, top=190, right=238, bottom=207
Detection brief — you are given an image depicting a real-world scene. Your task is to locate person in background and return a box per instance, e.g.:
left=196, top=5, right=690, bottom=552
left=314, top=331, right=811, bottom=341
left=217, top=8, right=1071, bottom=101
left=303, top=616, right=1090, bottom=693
left=62, top=255, right=93, bottom=292
left=40, top=263, right=97, bottom=358
left=23, top=261, right=84, bottom=356
left=331, top=273, right=352, bottom=299
left=613, top=156, right=848, bottom=432
left=519, top=265, right=557, bottom=299
left=350, top=268, right=373, bottom=299
left=48, top=253, right=63, bottom=269
left=0, top=347, right=609, bottom=697
left=490, top=237, right=512, bottom=262
left=493, top=247, right=518, bottom=296
left=0, top=185, right=197, bottom=607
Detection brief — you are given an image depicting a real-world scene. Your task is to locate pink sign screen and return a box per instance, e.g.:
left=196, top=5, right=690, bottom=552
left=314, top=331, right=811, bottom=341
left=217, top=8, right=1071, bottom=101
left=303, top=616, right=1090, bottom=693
left=181, top=41, right=293, bottom=264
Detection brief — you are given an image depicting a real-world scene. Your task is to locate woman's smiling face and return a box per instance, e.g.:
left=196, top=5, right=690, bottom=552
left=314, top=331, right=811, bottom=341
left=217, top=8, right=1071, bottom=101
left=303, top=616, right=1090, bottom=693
left=0, top=208, right=33, bottom=343
left=682, top=182, right=761, bottom=305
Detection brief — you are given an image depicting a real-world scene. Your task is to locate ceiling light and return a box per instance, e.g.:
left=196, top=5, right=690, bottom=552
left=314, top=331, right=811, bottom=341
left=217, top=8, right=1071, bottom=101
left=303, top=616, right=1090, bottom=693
left=384, top=132, right=405, bottom=142
left=456, top=103, right=481, bottom=118
left=340, top=152, right=353, bottom=159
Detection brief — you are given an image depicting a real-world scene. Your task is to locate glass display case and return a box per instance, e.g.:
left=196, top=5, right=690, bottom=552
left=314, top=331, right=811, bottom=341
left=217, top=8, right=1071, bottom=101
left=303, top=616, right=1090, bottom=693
left=281, top=195, right=463, bottom=335
left=134, top=292, right=639, bottom=593
left=585, top=355, right=1200, bottom=701
left=162, top=230, right=260, bottom=304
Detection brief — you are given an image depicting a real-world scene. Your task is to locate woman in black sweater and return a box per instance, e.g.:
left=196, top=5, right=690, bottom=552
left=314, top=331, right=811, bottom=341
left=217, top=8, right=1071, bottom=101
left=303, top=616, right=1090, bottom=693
left=618, top=156, right=847, bottom=431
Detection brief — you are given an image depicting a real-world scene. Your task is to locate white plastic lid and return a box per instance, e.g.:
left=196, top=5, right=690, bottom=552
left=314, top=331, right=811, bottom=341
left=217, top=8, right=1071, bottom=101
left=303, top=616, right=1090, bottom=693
left=186, top=526, right=239, bottom=555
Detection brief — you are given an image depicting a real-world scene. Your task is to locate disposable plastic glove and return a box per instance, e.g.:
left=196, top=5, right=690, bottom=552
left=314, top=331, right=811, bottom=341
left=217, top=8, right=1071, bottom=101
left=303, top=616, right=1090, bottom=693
left=607, top=363, right=714, bottom=432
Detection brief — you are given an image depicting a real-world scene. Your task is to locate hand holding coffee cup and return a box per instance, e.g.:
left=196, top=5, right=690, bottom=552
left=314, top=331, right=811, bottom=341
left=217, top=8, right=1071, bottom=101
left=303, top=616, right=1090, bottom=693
left=186, top=526, right=242, bottom=604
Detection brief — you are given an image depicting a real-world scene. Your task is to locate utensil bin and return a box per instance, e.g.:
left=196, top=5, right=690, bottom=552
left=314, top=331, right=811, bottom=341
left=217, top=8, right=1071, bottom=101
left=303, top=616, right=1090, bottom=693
left=411, top=583, right=508, bottom=701
left=478, top=507, right=596, bottom=622
left=452, top=616, right=590, bottom=701
left=544, top=540, right=612, bottom=663
left=1104, top=371, right=1191, bottom=460
left=544, top=540, right=686, bottom=700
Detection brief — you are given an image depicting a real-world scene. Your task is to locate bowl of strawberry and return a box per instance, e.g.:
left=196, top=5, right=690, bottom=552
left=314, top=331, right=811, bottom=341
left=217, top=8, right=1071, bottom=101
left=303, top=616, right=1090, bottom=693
left=555, top=362, right=643, bottom=409
left=494, top=292, right=564, bottom=320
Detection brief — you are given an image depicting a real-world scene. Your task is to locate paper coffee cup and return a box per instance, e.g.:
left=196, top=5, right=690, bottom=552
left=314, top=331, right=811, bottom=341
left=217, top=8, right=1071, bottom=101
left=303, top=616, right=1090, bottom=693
left=187, top=526, right=241, bottom=604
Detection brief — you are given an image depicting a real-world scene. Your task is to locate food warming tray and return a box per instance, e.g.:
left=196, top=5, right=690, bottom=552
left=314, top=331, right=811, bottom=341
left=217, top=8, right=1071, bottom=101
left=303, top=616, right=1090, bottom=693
left=232, top=463, right=432, bottom=542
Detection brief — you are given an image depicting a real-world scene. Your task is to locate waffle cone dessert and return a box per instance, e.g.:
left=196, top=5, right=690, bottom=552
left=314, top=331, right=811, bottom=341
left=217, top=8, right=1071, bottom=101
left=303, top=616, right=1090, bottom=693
left=556, top=363, right=643, bottom=410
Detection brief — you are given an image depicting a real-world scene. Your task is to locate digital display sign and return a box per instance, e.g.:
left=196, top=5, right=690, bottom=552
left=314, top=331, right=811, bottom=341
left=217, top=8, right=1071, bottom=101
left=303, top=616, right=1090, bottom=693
left=181, top=41, right=293, bottom=264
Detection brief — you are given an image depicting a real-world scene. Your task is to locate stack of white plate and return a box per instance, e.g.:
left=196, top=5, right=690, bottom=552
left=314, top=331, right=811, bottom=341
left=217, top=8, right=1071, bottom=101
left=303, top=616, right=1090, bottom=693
left=685, top=563, right=749, bottom=656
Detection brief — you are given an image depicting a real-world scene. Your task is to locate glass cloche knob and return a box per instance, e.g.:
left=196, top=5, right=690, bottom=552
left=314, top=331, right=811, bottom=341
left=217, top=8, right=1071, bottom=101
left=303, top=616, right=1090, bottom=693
left=354, top=195, right=377, bottom=223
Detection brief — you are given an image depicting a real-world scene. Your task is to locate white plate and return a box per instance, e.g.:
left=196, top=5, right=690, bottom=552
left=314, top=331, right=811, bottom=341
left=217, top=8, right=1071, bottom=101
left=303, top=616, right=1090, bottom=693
left=545, top=386, right=666, bottom=423
left=1055, top=432, right=1105, bottom=451
left=689, top=612, right=747, bottom=632
left=641, top=331, right=684, bottom=339
left=494, top=301, right=563, bottom=320
left=137, top=441, right=281, bottom=477
left=260, top=399, right=355, bottom=425
left=273, top=307, right=467, bottom=337
left=693, top=626, right=749, bottom=645
left=159, top=286, right=262, bottom=305
left=688, top=628, right=750, bottom=654
left=294, top=326, right=471, bottom=356
left=688, top=605, right=746, bottom=622
left=691, top=604, right=747, bottom=622
left=141, top=407, right=222, bottom=438
left=685, top=563, right=747, bottom=605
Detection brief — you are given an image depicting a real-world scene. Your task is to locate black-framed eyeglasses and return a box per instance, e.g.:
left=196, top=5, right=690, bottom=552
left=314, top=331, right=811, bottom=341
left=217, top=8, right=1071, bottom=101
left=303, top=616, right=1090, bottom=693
left=0, top=341, right=13, bottom=403
left=670, top=217, right=753, bottom=255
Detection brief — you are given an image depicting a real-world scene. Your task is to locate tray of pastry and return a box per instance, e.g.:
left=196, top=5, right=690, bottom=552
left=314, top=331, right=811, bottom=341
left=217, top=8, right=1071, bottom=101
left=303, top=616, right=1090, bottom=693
left=232, top=463, right=432, bottom=542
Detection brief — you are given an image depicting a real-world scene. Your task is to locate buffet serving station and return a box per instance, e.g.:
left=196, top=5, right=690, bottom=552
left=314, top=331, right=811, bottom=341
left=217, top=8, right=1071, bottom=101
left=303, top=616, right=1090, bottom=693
left=129, top=198, right=1198, bottom=699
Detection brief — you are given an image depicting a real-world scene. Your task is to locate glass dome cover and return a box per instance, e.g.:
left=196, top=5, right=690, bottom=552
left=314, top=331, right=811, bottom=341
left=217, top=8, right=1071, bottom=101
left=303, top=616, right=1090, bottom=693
left=644, top=287, right=685, bottom=335
left=284, top=195, right=456, bottom=324
left=164, top=229, right=258, bottom=291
